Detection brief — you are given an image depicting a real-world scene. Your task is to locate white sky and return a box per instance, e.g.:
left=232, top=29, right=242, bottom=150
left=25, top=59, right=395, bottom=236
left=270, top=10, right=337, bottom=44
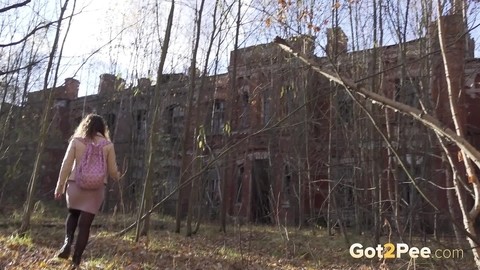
left=57, top=0, right=480, bottom=98
left=59, top=0, right=225, bottom=97
left=61, top=0, right=144, bottom=96
left=2, top=0, right=479, bottom=98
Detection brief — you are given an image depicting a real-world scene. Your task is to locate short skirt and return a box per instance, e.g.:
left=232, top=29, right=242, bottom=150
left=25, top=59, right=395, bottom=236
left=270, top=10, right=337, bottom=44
left=66, top=180, right=105, bottom=215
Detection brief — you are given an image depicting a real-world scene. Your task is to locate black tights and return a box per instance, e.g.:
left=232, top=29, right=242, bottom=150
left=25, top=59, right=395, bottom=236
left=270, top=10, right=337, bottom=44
left=65, top=209, right=95, bottom=263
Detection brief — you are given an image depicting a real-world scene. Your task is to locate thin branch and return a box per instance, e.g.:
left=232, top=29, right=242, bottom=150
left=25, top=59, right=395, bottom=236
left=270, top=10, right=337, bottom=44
left=0, top=0, right=31, bottom=13
left=0, top=59, right=44, bottom=76
left=0, top=21, right=56, bottom=48
left=274, top=36, right=480, bottom=172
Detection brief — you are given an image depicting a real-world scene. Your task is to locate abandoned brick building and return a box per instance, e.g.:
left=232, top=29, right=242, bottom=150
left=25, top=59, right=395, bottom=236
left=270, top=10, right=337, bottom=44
left=7, top=14, right=480, bottom=230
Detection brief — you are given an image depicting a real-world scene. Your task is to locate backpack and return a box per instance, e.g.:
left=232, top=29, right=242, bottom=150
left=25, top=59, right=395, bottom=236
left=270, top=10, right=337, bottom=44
left=75, top=138, right=111, bottom=190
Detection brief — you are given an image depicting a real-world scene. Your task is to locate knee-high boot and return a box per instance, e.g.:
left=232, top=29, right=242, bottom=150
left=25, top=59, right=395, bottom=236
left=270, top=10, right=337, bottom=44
left=57, top=232, right=74, bottom=259
left=71, top=211, right=95, bottom=267
left=71, top=248, right=82, bottom=268
left=57, top=210, right=79, bottom=259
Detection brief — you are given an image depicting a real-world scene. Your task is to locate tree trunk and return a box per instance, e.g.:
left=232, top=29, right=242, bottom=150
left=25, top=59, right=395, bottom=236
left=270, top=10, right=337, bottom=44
left=219, top=0, right=242, bottom=233
left=135, top=0, right=175, bottom=242
left=275, top=31, right=480, bottom=267
left=19, top=0, right=71, bottom=235
left=184, top=0, right=206, bottom=237
left=435, top=8, right=480, bottom=267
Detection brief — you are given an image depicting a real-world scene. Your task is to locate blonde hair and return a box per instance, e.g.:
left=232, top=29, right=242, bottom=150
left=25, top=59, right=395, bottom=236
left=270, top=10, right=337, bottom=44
left=72, top=113, right=111, bottom=141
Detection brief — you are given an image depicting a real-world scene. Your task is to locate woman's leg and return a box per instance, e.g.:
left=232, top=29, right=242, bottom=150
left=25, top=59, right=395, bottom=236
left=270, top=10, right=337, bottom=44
left=71, top=211, right=95, bottom=266
left=57, top=209, right=81, bottom=259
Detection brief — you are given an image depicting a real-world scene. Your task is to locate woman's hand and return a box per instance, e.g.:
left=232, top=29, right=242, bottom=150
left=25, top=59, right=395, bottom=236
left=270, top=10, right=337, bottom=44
left=54, top=193, right=63, bottom=200
left=118, top=168, right=127, bottom=180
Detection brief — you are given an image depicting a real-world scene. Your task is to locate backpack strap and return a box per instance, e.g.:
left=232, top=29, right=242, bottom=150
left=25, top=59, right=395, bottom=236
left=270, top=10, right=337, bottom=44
left=73, top=137, right=111, bottom=146
left=73, top=137, right=87, bottom=145
left=97, top=139, right=112, bottom=147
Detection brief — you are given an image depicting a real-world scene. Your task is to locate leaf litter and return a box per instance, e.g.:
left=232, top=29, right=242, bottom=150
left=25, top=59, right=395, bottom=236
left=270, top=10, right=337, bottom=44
left=0, top=215, right=474, bottom=270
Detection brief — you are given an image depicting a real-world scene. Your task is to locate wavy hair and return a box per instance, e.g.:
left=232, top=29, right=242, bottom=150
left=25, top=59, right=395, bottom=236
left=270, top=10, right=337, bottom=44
left=72, top=113, right=111, bottom=141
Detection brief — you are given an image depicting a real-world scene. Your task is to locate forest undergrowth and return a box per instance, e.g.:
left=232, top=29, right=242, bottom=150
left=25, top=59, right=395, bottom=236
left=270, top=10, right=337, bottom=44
left=0, top=207, right=473, bottom=270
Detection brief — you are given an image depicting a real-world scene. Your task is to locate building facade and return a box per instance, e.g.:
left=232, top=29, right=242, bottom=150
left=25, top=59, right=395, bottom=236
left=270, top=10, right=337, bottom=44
left=8, top=14, right=480, bottom=231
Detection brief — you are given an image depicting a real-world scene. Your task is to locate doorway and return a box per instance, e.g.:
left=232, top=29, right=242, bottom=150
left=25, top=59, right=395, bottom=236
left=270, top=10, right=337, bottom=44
left=251, top=159, right=271, bottom=224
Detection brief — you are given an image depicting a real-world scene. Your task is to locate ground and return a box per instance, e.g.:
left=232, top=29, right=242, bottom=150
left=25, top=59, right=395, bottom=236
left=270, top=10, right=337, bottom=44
left=0, top=209, right=474, bottom=270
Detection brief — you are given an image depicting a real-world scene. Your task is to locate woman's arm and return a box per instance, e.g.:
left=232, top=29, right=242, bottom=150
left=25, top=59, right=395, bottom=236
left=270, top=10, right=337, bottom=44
left=106, top=144, right=120, bottom=180
left=54, top=139, right=76, bottom=199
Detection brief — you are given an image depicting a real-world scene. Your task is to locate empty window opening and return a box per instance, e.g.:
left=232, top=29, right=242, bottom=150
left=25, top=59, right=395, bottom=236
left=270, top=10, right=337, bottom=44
left=212, top=99, right=225, bottom=134
left=395, top=78, right=420, bottom=107
left=166, top=105, right=184, bottom=137
left=283, top=165, right=292, bottom=206
left=104, top=113, right=116, bottom=136
left=235, top=165, right=244, bottom=203
left=240, top=92, right=250, bottom=129
left=263, top=90, right=272, bottom=124
left=136, top=109, right=147, bottom=140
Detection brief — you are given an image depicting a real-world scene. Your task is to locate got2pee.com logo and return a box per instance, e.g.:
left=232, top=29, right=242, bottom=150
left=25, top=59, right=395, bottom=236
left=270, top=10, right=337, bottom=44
left=349, top=243, right=463, bottom=259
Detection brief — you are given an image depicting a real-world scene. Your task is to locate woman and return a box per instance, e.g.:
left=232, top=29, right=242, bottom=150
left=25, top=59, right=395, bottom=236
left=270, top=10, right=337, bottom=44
left=54, top=113, right=120, bottom=268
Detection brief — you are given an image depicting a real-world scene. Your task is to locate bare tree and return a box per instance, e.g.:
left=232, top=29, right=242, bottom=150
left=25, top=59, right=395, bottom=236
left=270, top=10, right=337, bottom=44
left=0, top=2, right=52, bottom=201
left=274, top=28, right=480, bottom=266
left=135, top=0, right=175, bottom=241
left=19, top=0, right=73, bottom=234
left=436, top=1, right=480, bottom=265
left=181, top=0, right=206, bottom=236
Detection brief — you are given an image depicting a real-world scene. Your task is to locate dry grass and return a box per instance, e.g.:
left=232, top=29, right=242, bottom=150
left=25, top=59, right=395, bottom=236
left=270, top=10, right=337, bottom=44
left=0, top=209, right=475, bottom=270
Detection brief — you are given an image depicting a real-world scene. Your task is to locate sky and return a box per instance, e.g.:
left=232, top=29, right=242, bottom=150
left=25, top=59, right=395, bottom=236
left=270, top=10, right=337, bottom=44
left=3, top=0, right=479, bottom=98
left=58, top=0, right=225, bottom=97
left=0, top=0, right=128, bottom=97
left=57, top=0, right=480, bottom=98
left=60, top=0, right=139, bottom=96
left=55, top=0, right=263, bottom=97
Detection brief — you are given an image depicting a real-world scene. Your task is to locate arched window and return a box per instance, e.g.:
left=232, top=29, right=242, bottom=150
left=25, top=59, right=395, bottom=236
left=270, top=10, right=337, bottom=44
left=239, top=92, right=250, bottom=129
left=211, top=99, right=225, bottom=134
left=166, top=105, right=184, bottom=137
